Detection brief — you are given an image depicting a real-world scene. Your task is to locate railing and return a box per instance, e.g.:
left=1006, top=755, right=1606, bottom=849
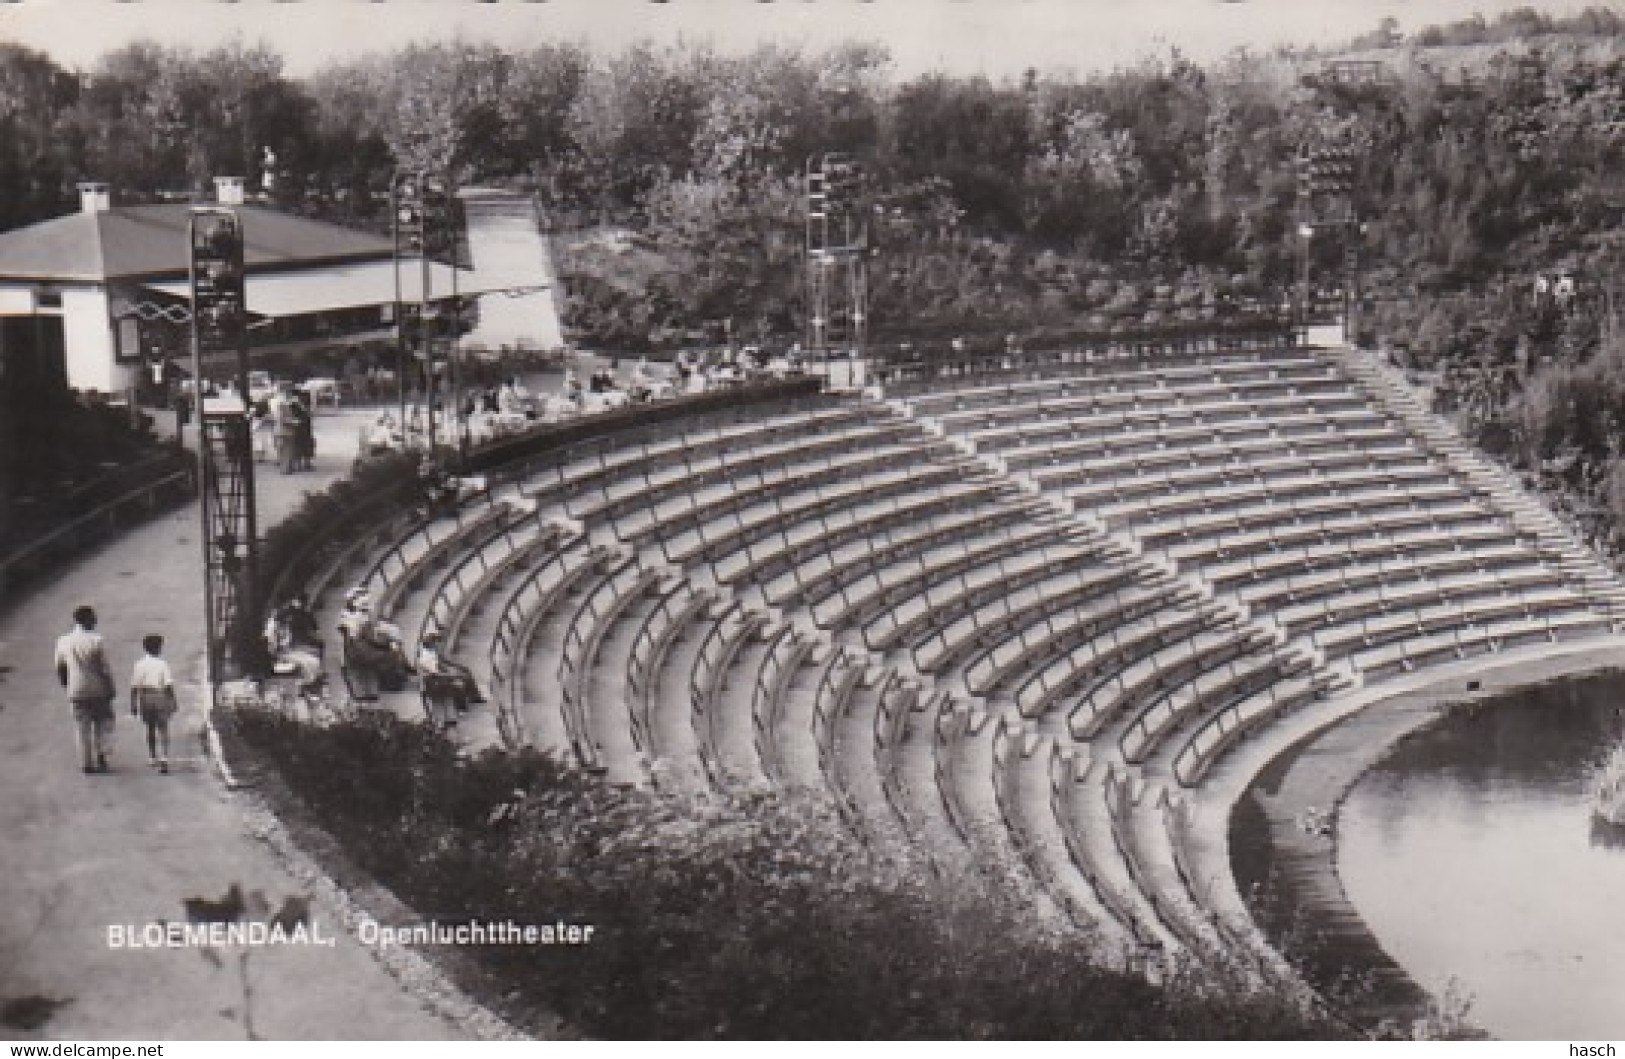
left=751, top=625, right=812, bottom=786
left=769, top=487, right=1009, bottom=609
left=873, top=323, right=1300, bottom=393
left=559, top=562, right=659, bottom=774
left=688, top=603, right=766, bottom=789
left=1172, top=675, right=1332, bottom=787
left=873, top=677, right=921, bottom=829
left=810, top=649, right=865, bottom=822
left=364, top=503, right=510, bottom=622
left=990, top=719, right=1098, bottom=932
left=1, top=452, right=196, bottom=607
left=931, top=699, right=974, bottom=843
left=419, top=515, right=555, bottom=653
left=1046, top=745, right=1154, bottom=948
left=626, top=582, right=703, bottom=759
left=487, top=538, right=604, bottom=751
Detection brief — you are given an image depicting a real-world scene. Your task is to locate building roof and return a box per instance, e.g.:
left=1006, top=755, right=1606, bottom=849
left=141, top=258, right=509, bottom=318
left=0, top=204, right=393, bottom=284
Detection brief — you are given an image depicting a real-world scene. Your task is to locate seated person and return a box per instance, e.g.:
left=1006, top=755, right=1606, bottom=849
left=561, top=368, right=583, bottom=407
left=415, top=631, right=486, bottom=726
left=363, top=412, right=402, bottom=455
left=337, top=588, right=411, bottom=698
left=277, top=592, right=323, bottom=655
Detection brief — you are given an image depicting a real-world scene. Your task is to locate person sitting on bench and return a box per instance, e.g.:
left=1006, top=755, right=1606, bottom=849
left=415, top=631, right=485, bottom=726
left=338, top=588, right=411, bottom=700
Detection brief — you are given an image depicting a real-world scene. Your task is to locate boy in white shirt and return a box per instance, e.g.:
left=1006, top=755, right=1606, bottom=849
left=130, top=634, right=178, bottom=773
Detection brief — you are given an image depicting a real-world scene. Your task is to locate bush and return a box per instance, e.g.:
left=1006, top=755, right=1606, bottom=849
left=222, top=707, right=1350, bottom=1040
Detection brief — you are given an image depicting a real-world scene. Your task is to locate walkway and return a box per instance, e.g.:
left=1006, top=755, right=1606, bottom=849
left=0, top=408, right=463, bottom=1040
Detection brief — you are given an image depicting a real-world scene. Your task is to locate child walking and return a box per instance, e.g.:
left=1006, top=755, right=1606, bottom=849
left=130, top=634, right=178, bottom=773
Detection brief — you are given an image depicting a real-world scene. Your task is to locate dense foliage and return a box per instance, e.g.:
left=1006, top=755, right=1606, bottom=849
left=1, top=10, right=1618, bottom=346
left=222, top=707, right=1348, bottom=1039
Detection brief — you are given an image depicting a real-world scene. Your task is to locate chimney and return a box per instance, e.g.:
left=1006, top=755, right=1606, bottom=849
left=214, top=176, right=245, bottom=206
left=77, top=182, right=111, bottom=213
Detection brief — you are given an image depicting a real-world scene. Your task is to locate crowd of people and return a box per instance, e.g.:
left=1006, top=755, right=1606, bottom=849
left=257, top=585, right=488, bottom=731
left=250, top=382, right=317, bottom=474
left=339, top=347, right=813, bottom=459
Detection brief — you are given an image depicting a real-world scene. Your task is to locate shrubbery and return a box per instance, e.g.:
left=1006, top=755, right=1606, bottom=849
left=222, top=706, right=1349, bottom=1039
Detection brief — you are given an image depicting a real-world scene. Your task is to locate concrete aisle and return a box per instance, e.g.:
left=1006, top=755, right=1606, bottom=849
left=0, top=410, right=461, bottom=1041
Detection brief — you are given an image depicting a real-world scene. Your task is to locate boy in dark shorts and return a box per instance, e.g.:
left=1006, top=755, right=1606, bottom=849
left=129, top=634, right=178, bottom=773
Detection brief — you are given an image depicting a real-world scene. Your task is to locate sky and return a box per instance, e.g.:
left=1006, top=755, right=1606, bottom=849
left=0, top=0, right=1617, bottom=80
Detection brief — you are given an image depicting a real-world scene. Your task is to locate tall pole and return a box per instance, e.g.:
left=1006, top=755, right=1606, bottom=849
left=190, top=230, right=216, bottom=708
left=421, top=180, right=435, bottom=457
left=450, top=188, right=467, bottom=470
left=188, top=207, right=257, bottom=692
left=391, top=172, right=408, bottom=434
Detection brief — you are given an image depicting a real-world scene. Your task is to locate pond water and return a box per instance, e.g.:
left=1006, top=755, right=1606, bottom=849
left=1337, top=672, right=1625, bottom=1039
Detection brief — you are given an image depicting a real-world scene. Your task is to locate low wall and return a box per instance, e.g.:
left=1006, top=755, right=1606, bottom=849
left=0, top=449, right=197, bottom=610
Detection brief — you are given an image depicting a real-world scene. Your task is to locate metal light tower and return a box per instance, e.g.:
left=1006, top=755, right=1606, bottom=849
left=805, top=154, right=869, bottom=367
left=1295, top=130, right=1359, bottom=337
left=392, top=170, right=425, bottom=439
left=392, top=170, right=460, bottom=459
left=188, top=208, right=258, bottom=690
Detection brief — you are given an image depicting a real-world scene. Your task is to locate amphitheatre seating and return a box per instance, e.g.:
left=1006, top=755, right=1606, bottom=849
left=1054, top=446, right=1436, bottom=511
left=906, top=355, right=1336, bottom=418
left=967, top=393, right=1375, bottom=454
left=724, top=501, right=1047, bottom=600
left=486, top=534, right=622, bottom=757
left=764, top=491, right=1045, bottom=608
left=829, top=668, right=916, bottom=839
left=1049, top=749, right=1186, bottom=953
left=810, top=648, right=873, bottom=825
left=1169, top=668, right=1347, bottom=787
left=867, top=544, right=1146, bottom=659
left=417, top=515, right=563, bottom=653
left=1109, top=646, right=1314, bottom=764
left=590, top=433, right=926, bottom=538
left=933, top=706, right=1070, bottom=926
left=634, top=461, right=978, bottom=568
left=626, top=580, right=718, bottom=790
left=689, top=603, right=773, bottom=789
left=816, top=532, right=1100, bottom=643
left=934, top=368, right=1351, bottom=429
left=1028, top=425, right=1412, bottom=490
left=909, top=565, right=1150, bottom=676
left=560, top=559, right=672, bottom=783
left=991, top=721, right=1136, bottom=939
left=750, top=625, right=821, bottom=788
left=265, top=353, right=1625, bottom=988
